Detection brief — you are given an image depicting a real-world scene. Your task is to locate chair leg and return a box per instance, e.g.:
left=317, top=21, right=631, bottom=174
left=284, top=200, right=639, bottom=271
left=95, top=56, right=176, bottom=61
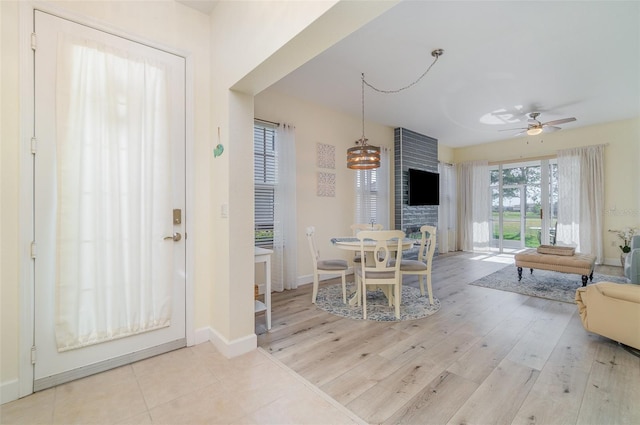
left=341, top=271, right=347, bottom=304
left=419, top=274, right=425, bottom=296
left=312, top=273, right=319, bottom=303
left=362, top=282, right=368, bottom=320
left=426, top=273, right=434, bottom=305
left=394, top=284, right=400, bottom=319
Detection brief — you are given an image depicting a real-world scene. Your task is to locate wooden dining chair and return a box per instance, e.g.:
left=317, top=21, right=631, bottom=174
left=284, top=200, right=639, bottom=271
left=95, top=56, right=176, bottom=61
left=355, top=230, right=405, bottom=319
left=305, top=226, right=348, bottom=304
left=398, top=225, right=436, bottom=304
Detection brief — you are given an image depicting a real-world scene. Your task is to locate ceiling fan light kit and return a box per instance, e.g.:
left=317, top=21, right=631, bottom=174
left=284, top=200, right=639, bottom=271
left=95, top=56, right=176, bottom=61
left=346, top=49, right=445, bottom=169
left=527, top=127, right=543, bottom=136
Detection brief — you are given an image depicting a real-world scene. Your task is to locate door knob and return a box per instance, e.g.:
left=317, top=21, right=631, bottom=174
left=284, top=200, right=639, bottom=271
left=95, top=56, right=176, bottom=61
left=164, top=232, right=182, bottom=242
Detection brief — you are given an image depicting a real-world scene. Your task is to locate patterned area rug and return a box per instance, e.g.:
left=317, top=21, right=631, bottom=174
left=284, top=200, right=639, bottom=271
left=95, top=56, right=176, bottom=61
left=469, top=265, right=628, bottom=303
left=314, top=282, right=440, bottom=322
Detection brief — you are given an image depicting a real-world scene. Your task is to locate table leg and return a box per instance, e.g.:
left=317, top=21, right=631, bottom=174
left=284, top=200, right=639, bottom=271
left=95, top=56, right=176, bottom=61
left=265, top=257, right=271, bottom=330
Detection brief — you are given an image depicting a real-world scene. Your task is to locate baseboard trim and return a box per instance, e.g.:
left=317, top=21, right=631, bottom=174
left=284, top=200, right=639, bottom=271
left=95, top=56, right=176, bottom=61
left=1, top=379, right=19, bottom=405
left=207, top=327, right=256, bottom=358
left=603, top=257, right=625, bottom=267
left=193, top=326, right=211, bottom=345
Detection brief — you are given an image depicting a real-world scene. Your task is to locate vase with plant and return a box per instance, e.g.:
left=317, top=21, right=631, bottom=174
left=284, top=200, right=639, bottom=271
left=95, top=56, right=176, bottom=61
left=615, top=227, right=637, bottom=267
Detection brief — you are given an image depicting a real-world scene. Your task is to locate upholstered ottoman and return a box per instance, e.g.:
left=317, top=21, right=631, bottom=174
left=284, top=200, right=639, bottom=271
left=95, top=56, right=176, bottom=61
left=515, top=246, right=596, bottom=286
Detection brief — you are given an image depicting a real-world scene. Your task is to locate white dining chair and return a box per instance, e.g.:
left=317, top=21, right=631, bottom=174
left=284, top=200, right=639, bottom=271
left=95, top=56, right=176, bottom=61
left=355, top=230, right=405, bottom=319
left=350, top=223, right=384, bottom=264
left=306, top=226, right=348, bottom=304
left=350, top=223, right=384, bottom=234
left=398, top=225, right=436, bottom=304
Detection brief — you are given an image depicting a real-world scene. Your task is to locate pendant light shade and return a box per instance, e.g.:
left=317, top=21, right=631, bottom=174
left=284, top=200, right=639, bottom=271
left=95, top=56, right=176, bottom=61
left=347, top=74, right=381, bottom=170
left=347, top=139, right=380, bottom=170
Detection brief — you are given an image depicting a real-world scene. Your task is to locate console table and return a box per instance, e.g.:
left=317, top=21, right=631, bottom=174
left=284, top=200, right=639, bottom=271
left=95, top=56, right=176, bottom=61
left=254, top=247, right=273, bottom=330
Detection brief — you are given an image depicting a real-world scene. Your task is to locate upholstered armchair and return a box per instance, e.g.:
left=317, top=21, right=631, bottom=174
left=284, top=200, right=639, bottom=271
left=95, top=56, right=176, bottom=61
left=575, top=282, right=640, bottom=350
left=624, top=235, right=640, bottom=284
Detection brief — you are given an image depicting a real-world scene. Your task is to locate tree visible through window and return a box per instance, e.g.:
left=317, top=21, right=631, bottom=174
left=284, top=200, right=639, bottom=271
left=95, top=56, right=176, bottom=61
left=254, top=123, right=276, bottom=247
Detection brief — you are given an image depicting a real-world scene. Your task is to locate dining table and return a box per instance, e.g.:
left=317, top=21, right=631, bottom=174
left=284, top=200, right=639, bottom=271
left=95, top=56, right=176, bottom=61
left=331, top=236, right=417, bottom=305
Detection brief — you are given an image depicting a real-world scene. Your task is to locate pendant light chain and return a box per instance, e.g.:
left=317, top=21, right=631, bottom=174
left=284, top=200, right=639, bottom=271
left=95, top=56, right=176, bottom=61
left=347, top=48, right=444, bottom=170
left=360, top=73, right=367, bottom=144
left=363, top=49, right=444, bottom=94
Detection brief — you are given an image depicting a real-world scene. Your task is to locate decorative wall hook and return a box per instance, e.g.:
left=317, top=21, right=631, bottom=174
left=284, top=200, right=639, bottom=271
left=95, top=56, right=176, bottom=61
left=214, top=127, right=224, bottom=158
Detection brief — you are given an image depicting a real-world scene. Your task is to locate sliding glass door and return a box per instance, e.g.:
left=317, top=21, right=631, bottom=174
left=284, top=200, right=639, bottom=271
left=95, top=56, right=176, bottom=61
left=490, top=159, right=557, bottom=252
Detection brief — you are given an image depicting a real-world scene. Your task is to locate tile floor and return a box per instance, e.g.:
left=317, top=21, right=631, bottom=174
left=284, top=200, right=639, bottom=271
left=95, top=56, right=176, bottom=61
left=0, top=343, right=363, bottom=424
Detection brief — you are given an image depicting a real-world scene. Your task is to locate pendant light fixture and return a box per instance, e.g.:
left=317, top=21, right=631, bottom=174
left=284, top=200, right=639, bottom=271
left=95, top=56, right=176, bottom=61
left=346, top=49, right=444, bottom=170
left=347, top=74, right=380, bottom=170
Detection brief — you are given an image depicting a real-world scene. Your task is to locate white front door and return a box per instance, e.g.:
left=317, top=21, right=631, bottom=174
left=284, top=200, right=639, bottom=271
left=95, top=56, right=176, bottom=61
left=33, top=10, right=186, bottom=391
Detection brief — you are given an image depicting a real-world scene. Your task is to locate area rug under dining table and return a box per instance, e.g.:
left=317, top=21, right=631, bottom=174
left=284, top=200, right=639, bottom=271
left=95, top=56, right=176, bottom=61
left=469, top=264, right=628, bottom=303
left=314, top=282, right=440, bottom=322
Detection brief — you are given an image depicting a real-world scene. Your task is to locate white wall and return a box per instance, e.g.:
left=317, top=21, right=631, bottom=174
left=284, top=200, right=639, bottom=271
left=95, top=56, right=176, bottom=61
left=254, top=89, right=395, bottom=283
left=0, top=0, right=22, bottom=403
left=453, top=117, right=640, bottom=264
left=206, top=0, right=395, bottom=350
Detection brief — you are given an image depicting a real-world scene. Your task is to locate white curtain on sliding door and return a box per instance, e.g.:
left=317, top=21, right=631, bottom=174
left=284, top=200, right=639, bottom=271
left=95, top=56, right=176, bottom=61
left=273, top=124, right=298, bottom=291
left=457, top=160, right=490, bottom=251
left=556, top=144, right=605, bottom=262
left=55, top=34, right=173, bottom=351
left=438, top=162, right=457, bottom=253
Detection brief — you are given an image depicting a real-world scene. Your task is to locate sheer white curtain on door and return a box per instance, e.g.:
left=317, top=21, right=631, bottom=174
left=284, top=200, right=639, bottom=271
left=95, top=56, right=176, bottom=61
left=456, top=160, right=490, bottom=252
left=273, top=124, right=298, bottom=291
left=55, top=34, right=173, bottom=351
left=556, top=144, right=605, bottom=262
left=438, top=162, right=457, bottom=253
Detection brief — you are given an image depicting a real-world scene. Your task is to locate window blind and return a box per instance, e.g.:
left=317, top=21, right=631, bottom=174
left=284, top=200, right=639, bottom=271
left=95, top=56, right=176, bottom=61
left=355, top=169, right=378, bottom=224
left=254, top=123, right=277, bottom=247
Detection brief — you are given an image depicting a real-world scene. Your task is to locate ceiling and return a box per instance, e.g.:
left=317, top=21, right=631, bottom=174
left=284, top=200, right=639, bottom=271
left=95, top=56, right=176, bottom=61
left=265, top=1, right=640, bottom=148
left=177, top=0, right=218, bottom=15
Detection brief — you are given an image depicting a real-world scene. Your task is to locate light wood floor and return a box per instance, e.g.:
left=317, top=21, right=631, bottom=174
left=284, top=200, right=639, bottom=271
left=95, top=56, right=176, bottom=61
left=257, top=251, right=640, bottom=425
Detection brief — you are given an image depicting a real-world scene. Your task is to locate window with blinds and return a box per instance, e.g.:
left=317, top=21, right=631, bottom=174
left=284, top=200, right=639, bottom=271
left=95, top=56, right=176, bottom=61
left=355, top=169, right=378, bottom=223
left=254, top=123, right=277, bottom=247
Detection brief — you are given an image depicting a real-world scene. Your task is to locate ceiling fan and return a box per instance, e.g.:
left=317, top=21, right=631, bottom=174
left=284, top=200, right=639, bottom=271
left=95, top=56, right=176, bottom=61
left=501, top=112, right=577, bottom=136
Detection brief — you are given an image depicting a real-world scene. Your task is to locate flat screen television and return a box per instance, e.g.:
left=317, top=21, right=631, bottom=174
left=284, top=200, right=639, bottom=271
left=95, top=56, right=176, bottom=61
left=408, top=168, right=439, bottom=206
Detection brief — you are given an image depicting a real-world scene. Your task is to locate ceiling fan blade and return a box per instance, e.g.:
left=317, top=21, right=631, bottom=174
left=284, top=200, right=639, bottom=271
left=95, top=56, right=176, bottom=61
left=499, top=127, right=527, bottom=132
left=514, top=129, right=528, bottom=136
left=543, top=117, right=576, bottom=126
left=542, top=126, right=561, bottom=133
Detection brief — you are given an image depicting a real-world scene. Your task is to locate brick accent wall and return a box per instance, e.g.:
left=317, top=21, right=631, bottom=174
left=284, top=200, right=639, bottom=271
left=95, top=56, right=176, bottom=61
left=394, top=128, right=438, bottom=259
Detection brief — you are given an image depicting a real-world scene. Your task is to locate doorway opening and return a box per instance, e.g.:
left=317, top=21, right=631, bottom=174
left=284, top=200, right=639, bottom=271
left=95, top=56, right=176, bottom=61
left=489, top=159, right=558, bottom=254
